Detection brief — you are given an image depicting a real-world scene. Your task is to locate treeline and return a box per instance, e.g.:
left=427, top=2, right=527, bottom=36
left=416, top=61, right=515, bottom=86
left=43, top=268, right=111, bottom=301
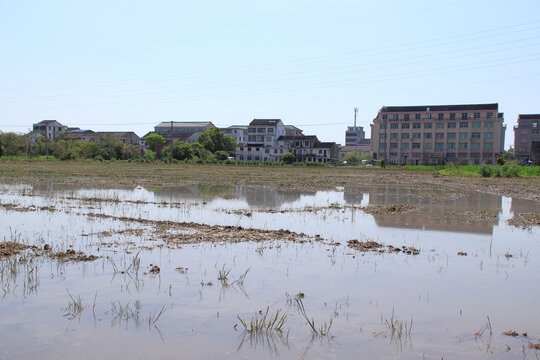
left=0, top=128, right=237, bottom=163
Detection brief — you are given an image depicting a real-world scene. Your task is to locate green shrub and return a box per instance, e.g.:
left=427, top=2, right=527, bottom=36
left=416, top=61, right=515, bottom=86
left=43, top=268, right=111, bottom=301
left=479, top=165, right=492, bottom=177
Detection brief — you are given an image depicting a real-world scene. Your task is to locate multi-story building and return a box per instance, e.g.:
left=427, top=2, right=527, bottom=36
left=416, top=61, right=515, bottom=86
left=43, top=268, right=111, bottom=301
left=153, top=121, right=215, bottom=142
left=221, top=125, right=248, bottom=144
left=235, top=119, right=338, bottom=163
left=33, top=120, right=67, bottom=140
left=345, top=126, right=367, bottom=146
left=370, top=103, right=506, bottom=165
left=514, top=114, right=540, bottom=164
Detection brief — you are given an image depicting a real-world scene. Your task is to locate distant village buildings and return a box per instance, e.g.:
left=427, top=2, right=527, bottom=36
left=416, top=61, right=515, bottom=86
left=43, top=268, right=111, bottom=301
left=22, top=101, right=530, bottom=166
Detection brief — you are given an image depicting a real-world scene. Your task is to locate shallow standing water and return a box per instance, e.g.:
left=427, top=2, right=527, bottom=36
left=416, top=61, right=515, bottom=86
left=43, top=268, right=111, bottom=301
left=0, top=183, right=539, bottom=359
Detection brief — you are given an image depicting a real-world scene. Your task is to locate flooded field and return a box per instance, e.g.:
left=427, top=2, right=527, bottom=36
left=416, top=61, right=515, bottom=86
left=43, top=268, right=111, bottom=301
left=1, top=182, right=539, bottom=359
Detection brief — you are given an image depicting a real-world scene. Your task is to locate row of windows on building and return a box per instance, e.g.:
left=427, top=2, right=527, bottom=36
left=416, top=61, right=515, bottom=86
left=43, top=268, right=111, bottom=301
left=380, top=132, right=494, bottom=139
left=379, top=142, right=493, bottom=150
left=239, top=147, right=327, bottom=155
left=381, top=112, right=494, bottom=121
left=247, top=127, right=275, bottom=133
left=157, top=128, right=203, bottom=133
left=380, top=121, right=494, bottom=130
left=383, top=152, right=492, bottom=159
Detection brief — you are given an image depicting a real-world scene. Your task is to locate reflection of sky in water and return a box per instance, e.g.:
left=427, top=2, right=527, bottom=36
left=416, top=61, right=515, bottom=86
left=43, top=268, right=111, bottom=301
left=0, top=183, right=539, bottom=359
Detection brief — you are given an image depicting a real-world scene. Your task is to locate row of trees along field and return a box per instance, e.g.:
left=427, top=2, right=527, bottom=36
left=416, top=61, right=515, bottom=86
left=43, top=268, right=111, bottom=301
left=0, top=128, right=237, bottom=162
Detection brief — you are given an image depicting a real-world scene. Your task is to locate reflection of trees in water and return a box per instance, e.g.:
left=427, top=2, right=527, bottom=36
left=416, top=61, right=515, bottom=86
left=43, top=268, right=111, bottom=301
left=343, top=191, right=364, bottom=205
left=152, top=185, right=304, bottom=208
left=243, top=188, right=303, bottom=208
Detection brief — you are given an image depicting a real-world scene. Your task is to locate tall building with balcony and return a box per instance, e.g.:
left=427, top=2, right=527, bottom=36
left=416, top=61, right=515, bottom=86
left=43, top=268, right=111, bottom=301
left=370, top=103, right=506, bottom=165
left=514, top=114, right=540, bottom=164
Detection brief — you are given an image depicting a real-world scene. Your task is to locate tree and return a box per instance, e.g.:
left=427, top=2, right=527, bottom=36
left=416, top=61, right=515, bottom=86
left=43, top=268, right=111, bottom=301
left=214, top=150, right=229, bottom=160
left=223, top=135, right=237, bottom=156
left=173, top=142, right=194, bottom=160
left=197, top=128, right=225, bottom=153
left=282, top=152, right=295, bottom=165
left=0, top=132, right=27, bottom=157
left=144, top=133, right=165, bottom=152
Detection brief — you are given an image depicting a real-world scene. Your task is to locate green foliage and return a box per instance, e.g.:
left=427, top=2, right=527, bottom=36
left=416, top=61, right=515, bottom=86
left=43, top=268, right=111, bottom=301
left=143, top=149, right=156, bottom=162
left=214, top=150, right=229, bottom=160
left=0, top=132, right=28, bottom=157
left=174, top=142, right=194, bottom=160
left=144, top=133, right=165, bottom=152
left=479, top=165, right=492, bottom=177
left=496, top=156, right=505, bottom=166
left=282, top=152, right=295, bottom=165
left=197, top=128, right=236, bottom=154
left=343, top=152, right=373, bottom=165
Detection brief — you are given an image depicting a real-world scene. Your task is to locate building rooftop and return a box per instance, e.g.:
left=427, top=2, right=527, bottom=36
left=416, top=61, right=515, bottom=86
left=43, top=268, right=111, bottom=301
left=380, top=103, right=499, bottom=113
left=155, top=121, right=213, bottom=128
left=249, top=119, right=282, bottom=126
left=518, top=114, right=540, bottom=120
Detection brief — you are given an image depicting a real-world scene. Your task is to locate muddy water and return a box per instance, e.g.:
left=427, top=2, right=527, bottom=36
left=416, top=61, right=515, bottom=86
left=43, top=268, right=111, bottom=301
left=0, top=183, right=539, bottom=359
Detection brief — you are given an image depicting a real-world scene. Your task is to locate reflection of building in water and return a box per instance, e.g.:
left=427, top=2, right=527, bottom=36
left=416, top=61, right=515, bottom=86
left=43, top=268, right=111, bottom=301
left=510, top=197, right=540, bottom=220
left=152, top=185, right=303, bottom=208
left=366, top=186, right=501, bottom=234
left=343, top=191, right=364, bottom=205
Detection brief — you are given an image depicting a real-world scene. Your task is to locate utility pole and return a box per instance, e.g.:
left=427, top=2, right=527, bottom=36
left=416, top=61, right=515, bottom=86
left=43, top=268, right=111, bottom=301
left=354, top=107, right=358, bottom=128
left=170, top=121, right=173, bottom=164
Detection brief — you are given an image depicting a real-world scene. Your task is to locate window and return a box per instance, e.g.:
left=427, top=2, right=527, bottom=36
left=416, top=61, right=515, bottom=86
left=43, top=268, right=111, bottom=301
left=255, top=156, right=260, bottom=161
left=461, top=113, right=468, bottom=120
left=459, top=122, right=468, bottom=128
left=413, top=123, right=421, bottom=129
left=391, top=123, right=398, bottom=129
left=257, top=128, right=265, bottom=133
left=448, top=122, right=456, bottom=128
left=413, top=133, right=421, bottom=139
left=435, top=132, right=444, bottom=139
left=267, top=128, right=274, bottom=133
left=471, top=132, right=480, bottom=139
left=447, top=132, right=456, bottom=139
left=401, top=142, right=409, bottom=149
left=401, top=123, right=410, bottom=129
left=472, top=122, right=481, bottom=128
left=391, top=133, right=398, bottom=139
left=485, top=122, right=493, bottom=128
left=412, top=143, right=421, bottom=149
left=382, top=115, right=388, bottom=120
left=424, top=142, right=432, bottom=149
left=474, top=112, right=480, bottom=119
left=390, top=142, right=398, bottom=148
left=436, top=122, right=444, bottom=129
left=484, top=132, right=493, bottom=139
left=404, top=114, right=410, bottom=120
left=415, top=114, right=421, bottom=120
left=438, top=113, right=444, bottom=120
left=424, top=123, right=432, bottom=129
left=483, top=142, right=493, bottom=150
left=424, top=133, right=432, bottom=139
left=379, top=133, right=387, bottom=139
left=380, top=124, right=387, bottom=129
left=459, top=142, right=468, bottom=149
left=533, top=122, right=538, bottom=128
left=459, top=132, right=468, bottom=139
left=240, top=147, right=244, bottom=151
left=471, top=142, right=480, bottom=149
left=487, top=112, right=493, bottom=119
left=247, top=147, right=251, bottom=151
left=248, top=128, right=256, bottom=133
left=447, top=142, right=456, bottom=149
left=379, top=142, right=386, bottom=148
left=533, top=129, right=540, bottom=134
left=265, top=149, right=270, bottom=153
left=450, top=113, right=456, bottom=120
left=393, top=114, right=399, bottom=120
left=274, top=149, right=277, bottom=154
left=435, top=142, right=444, bottom=150
left=401, top=133, right=409, bottom=139
left=427, top=113, right=432, bottom=119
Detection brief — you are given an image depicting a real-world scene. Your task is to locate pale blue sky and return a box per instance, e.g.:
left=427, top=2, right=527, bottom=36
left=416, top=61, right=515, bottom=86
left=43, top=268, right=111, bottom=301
left=1, top=0, right=540, bottom=148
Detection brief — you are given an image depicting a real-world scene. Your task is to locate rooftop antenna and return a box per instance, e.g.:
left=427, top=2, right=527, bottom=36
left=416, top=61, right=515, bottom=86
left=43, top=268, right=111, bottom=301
left=354, top=107, right=358, bottom=127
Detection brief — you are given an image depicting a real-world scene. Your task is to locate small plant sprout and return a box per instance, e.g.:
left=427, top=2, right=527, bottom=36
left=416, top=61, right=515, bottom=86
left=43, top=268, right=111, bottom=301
left=237, top=306, right=288, bottom=335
